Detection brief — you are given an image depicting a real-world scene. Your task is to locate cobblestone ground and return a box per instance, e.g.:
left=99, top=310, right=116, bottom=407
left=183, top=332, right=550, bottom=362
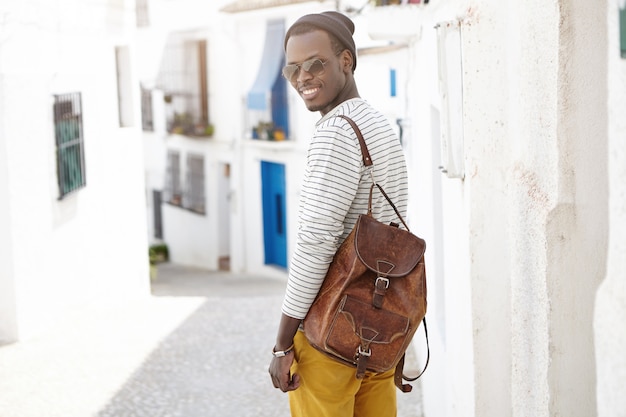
left=0, top=264, right=424, bottom=417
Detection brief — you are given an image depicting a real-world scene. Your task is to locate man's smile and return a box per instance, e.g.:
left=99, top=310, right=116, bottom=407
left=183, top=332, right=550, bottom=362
left=300, top=86, right=320, bottom=99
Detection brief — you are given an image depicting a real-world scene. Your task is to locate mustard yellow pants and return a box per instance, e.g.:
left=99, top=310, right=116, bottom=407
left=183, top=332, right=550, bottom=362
left=288, top=331, right=397, bottom=417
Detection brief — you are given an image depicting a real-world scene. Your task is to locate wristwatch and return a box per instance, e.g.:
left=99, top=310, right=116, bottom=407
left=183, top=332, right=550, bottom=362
left=272, top=344, right=294, bottom=357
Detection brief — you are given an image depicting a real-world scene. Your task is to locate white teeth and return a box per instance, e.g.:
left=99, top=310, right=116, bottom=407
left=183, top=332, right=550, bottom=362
left=302, top=88, right=318, bottom=95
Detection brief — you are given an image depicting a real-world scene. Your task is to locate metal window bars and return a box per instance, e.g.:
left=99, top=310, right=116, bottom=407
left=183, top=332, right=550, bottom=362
left=53, top=92, right=86, bottom=199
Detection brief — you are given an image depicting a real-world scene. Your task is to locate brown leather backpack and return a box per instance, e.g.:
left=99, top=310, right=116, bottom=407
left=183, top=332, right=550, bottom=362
left=302, top=115, right=429, bottom=392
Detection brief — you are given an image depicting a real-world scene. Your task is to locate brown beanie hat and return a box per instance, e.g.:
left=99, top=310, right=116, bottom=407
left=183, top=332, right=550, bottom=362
left=284, top=11, right=357, bottom=71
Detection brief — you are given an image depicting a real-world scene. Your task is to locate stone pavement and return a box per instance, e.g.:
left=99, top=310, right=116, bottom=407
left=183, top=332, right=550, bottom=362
left=0, top=263, right=423, bottom=417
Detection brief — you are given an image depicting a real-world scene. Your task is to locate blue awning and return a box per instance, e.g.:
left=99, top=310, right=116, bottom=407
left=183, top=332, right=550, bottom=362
left=247, top=19, right=285, bottom=110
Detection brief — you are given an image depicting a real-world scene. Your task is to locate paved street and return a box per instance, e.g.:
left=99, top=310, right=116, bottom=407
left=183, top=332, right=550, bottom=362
left=0, top=263, right=423, bottom=417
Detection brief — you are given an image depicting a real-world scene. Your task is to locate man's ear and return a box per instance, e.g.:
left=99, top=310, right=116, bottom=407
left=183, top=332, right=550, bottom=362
left=341, top=50, right=353, bottom=73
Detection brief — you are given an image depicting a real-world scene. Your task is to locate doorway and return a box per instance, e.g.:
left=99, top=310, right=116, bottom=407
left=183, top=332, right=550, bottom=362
left=260, top=161, right=287, bottom=268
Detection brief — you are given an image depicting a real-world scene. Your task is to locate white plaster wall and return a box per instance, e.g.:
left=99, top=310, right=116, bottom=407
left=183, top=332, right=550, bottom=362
left=459, top=1, right=607, bottom=416
left=547, top=2, right=607, bottom=416
left=594, top=2, right=626, bottom=416
left=461, top=1, right=607, bottom=416
left=161, top=137, right=228, bottom=271
left=448, top=5, right=512, bottom=417
left=462, top=1, right=557, bottom=416
left=0, top=0, right=150, bottom=341
left=370, top=1, right=610, bottom=416
left=162, top=202, right=215, bottom=269
left=0, top=81, right=18, bottom=343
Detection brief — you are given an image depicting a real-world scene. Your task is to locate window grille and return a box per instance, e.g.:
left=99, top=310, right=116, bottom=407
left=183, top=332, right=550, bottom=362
left=184, top=154, right=206, bottom=214
left=164, top=151, right=182, bottom=206
left=141, top=86, right=154, bottom=131
left=157, top=35, right=210, bottom=136
left=53, top=93, right=86, bottom=199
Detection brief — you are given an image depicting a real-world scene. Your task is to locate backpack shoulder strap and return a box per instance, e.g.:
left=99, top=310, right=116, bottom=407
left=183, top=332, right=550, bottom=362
left=394, top=317, right=430, bottom=392
left=337, top=115, right=373, bottom=167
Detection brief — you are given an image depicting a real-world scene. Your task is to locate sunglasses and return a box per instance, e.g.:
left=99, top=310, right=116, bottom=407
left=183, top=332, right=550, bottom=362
left=282, top=58, right=329, bottom=82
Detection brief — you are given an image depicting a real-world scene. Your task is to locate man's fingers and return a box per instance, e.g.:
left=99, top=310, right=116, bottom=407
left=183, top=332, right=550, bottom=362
left=269, top=355, right=299, bottom=392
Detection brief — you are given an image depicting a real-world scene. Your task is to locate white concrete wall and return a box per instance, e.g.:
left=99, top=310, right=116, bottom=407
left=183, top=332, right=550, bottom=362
left=368, top=1, right=610, bottom=416
left=450, top=0, right=606, bottom=416
left=594, top=2, right=626, bottom=417
left=0, top=0, right=150, bottom=342
left=0, top=89, right=18, bottom=342
left=160, top=136, right=230, bottom=271
left=547, top=2, right=607, bottom=416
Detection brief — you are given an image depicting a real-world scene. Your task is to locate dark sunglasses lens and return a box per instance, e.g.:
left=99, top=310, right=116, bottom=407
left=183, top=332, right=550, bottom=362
left=282, top=59, right=324, bottom=81
left=303, top=59, right=324, bottom=75
left=282, top=65, right=298, bottom=80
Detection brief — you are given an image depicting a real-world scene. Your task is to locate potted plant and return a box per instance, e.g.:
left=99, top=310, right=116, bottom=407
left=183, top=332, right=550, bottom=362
left=149, top=243, right=169, bottom=280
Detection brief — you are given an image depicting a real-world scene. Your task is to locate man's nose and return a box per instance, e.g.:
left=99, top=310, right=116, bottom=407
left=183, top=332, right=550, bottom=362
left=296, top=67, right=313, bottom=83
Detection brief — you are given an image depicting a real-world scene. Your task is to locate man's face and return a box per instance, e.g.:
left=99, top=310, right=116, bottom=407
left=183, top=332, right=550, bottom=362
left=284, top=30, right=347, bottom=115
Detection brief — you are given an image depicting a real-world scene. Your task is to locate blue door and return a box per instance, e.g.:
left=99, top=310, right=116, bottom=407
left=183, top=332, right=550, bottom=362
left=261, top=161, right=287, bottom=268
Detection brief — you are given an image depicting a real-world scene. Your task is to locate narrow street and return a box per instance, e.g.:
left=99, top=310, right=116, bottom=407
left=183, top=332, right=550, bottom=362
left=0, top=263, right=423, bottom=417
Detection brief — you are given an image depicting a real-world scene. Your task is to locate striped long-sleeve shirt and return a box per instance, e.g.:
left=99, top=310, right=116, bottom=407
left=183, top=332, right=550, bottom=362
left=281, top=98, right=409, bottom=320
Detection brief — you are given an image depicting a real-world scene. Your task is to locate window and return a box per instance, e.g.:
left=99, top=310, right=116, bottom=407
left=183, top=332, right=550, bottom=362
left=53, top=93, right=86, bottom=199
left=141, top=86, right=154, bottom=131
left=247, top=19, right=290, bottom=141
left=185, top=154, right=206, bottom=214
left=165, top=151, right=206, bottom=214
left=157, top=35, right=210, bottom=136
left=164, top=151, right=182, bottom=206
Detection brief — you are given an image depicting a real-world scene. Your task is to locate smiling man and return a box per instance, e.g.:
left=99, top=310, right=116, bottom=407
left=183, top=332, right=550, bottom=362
left=268, top=11, right=409, bottom=417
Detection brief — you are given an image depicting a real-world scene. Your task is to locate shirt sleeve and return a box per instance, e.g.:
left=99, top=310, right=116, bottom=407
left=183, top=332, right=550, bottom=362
left=281, top=123, right=362, bottom=319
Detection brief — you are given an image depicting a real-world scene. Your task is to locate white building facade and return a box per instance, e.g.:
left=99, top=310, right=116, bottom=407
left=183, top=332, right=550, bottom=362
left=0, top=0, right=151, bottom=343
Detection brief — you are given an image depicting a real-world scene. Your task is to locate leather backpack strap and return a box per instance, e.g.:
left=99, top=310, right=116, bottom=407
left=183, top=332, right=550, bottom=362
left=394, top=318, right=430, bottom=392
left=337, top=115, right=373, bottom=167
left=368, top=183, right=410, bottom=231
left=339, top=114, right=411, bottom=231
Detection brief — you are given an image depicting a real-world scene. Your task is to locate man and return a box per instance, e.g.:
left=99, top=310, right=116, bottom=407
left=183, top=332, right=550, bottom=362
left=268, top=11, right=409, bottom=417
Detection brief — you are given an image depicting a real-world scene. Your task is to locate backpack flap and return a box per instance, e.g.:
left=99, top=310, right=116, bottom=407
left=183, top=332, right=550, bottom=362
left=354, top=214, right=425, bottom=277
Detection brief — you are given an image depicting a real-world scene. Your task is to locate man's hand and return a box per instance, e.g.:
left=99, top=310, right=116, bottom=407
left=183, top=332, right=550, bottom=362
left=269, top=313, right=303, bottom=391
left=269, top=353, right=300, bottom=392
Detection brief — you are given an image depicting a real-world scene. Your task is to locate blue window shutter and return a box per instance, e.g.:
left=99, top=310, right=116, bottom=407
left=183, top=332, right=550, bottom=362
left=247, top=20, right=285, bottom=110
